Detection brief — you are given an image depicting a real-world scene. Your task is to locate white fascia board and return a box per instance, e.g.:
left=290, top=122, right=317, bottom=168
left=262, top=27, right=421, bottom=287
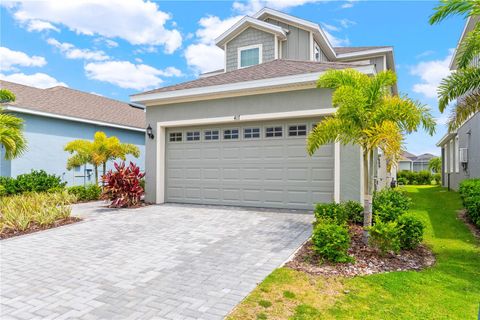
left=436, top=132, right=457, bottom=147
left=3, top=105, right=145, bottom=132
left=132, top=64, right=376, bottom=105
left=215, top=16, right=286, bottom=47
left=336, top=47, right=394, bottom=59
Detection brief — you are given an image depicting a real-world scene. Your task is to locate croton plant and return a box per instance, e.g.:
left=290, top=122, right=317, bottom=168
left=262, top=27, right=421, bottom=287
left=102, top=162, right=145, bottom=208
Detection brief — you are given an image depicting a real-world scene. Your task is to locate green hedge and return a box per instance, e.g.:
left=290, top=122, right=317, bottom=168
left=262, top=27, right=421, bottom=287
left=397, top=170, right=441, bottom=185
left=459, top=179, right=480, bottom=227
left=0, top=170, right=66, bottom=195
left=67, top=185, right=102, bottom=202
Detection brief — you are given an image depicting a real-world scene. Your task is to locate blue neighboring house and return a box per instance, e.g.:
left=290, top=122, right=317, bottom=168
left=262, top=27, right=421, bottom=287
left=0, top=80, right=146, bottom=186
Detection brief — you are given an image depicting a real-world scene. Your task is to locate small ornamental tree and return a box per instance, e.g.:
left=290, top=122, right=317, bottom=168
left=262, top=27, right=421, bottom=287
left=102, top=162, right=145, bottom=208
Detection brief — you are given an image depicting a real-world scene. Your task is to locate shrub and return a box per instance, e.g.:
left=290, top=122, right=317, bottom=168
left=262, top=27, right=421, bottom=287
left=417, top=170, right=433, bottom=185
left=368, top=220, right=400, bottom=255
left=0, top=191, right=76, bottom=233
left=312, top=219, right=352, bottom=263
left=397, top=170, right=435, bottom=185
left=67, top=184, right=102, bottom=202
left=459, top=179, right=480, bottom=227
left=343, top=200, right=364, bottom=224
left=0, top=170, right=66, bottom=195
left=373, top=188, right=411, bottom=222
left=397, top=177, right=408, bottom=185
left=397, top=214, right=425, bottom=249
left=314, top=202, right=348, bottom=225
left=102, top=162, right=145, bottom=208
left=432, top=173, right=442, bottom=185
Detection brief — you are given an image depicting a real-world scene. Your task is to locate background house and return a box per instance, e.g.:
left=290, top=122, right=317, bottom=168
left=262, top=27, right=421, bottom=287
left=0, top=80, right=146, bottom=186
left=132, top=8, right=395, bottom=209
left=437, top=16, right=479, bottom=191
left=398, top=151, right=437, bottom=172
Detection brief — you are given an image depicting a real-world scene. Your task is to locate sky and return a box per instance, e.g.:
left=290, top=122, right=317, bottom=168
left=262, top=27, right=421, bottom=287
left=0, top=0, right=466, bottom=156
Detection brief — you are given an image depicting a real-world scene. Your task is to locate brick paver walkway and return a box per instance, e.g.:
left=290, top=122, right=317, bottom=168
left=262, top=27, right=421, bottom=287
left=1, top=203, right=312, bottom=320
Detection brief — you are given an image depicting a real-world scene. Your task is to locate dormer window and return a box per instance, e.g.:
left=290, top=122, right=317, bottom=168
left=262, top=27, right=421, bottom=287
left=238, top=44, right=262, bottom=68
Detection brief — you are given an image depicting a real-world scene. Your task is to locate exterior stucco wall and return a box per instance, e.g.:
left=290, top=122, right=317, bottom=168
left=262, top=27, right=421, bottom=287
left=0, top=113, right=145, bottom=186
left=442, top=112, right=480, bottom=190
left=398, top=161, right=412, bottom=171
left=265, top=18, right=311, bottom=61
left=144, top=88, right=356, bottom=203
left=340, top=144, right=361, bottom=202
left=225, top=27, right=275, bottom=72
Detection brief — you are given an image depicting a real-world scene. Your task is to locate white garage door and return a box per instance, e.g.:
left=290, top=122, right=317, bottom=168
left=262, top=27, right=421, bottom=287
left=165, top=119, right=334, bottom=210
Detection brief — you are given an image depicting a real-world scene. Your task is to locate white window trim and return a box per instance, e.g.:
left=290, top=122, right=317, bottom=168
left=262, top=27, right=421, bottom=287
left=455, top=136, right=460, bottom=173
left=186, top=131, right=201, bottom=142
left=243, top=127, right=261, bottom=139
left=287, top=123, right=308, bottom=138
left=237, top=44, right=263, bottom=69
left=264, top=124, right=284, bottom=139
left=222, top=128, right=240, bottom=140
left=204, top=129, right=220, bottom=142
left=449, top=140, right=454, bottom=173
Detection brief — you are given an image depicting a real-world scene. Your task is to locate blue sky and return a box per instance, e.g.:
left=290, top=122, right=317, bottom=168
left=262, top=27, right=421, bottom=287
left=0, top=0, right=466, bottom=156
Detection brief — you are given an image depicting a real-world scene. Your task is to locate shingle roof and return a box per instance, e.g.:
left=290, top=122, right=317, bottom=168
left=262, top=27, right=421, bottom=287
left=1, top=80, right=145, bottom=129
left=334, top=46, right=392, bottom=54
left=134, top=59, right=369, bottom=96
left=415, top=153, right=436, bottom=161
left=401, top=151, right=417, bottom=160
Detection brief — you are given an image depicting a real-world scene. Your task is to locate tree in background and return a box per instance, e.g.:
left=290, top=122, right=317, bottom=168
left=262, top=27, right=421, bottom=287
left=430, top=0, right=480, bottom=131
left=0, top=89, right=27, bottom=160
left=64, top=131, right=140, bottom=184
left=428, top=157, right=442, bottom=173
left=307, top=69, right=436, bottom=242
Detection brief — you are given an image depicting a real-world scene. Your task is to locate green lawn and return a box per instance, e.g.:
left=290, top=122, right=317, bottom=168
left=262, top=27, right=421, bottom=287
left=227, top=186, right=480, bottom=320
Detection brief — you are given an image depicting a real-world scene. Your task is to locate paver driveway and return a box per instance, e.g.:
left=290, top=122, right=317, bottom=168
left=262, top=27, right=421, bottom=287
left=1, top=203, right=312, bottom=320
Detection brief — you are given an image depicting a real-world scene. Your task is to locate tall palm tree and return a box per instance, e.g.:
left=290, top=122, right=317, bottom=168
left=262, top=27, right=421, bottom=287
left=430, top=0, right=480, bottom=131
left=64, top=131, right=140, bottom=184
left=428, top=157, right=442, bottom=173
left=0, top=89, right=27, bottom=159
left=307, top=69, right=436, bottom=242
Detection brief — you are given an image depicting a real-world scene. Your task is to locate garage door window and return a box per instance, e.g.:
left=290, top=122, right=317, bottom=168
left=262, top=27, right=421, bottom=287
left=223, top=129, right=239, bottom=140
left=288, top=125, right=307, bottom=137
left=265, top=126, right=282, bottom=138
left=169, top=132, right=182, bottom=142
left=204, top=130, right=219, bottom=141
left=244, top=128, right=260, bottom=139
left=186, top=131, right=200, bottom=141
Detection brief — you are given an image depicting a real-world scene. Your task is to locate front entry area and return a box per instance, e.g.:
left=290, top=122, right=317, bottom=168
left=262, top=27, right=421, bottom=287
left=165, top=118, right=335, bottom=210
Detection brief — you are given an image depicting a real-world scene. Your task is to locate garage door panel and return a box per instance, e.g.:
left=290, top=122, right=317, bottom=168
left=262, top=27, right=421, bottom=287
left=166, top=119, right=334, bottom=210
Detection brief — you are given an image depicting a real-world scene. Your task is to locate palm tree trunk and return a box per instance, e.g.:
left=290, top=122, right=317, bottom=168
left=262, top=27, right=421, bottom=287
left=362, top=149, right=373, bottom=244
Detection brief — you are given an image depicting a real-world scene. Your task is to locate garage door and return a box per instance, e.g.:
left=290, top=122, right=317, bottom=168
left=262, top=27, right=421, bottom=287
left=165, top=119, right=334, bottom=210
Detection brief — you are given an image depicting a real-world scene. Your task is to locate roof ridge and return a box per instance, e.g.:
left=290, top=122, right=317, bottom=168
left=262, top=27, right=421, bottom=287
left=45, top=84, right=132, bottom=106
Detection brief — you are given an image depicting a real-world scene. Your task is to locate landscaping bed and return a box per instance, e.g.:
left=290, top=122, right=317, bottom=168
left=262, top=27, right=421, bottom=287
left=286, top=225, right=435, bottom=277
left=1, top=216, right=81, bottom=240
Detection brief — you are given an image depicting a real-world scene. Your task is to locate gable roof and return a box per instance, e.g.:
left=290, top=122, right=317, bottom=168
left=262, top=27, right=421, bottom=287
left=401, top=151, right=417, bottom=160
left=334, top=46, right=392, bottom=55
left=133, top=59, right=369, bottom=96
left=215, top=16, right=287, bottom=47
left=1, top=80, right=145, bottom=130
left=450, top=15, right=479, bottom=70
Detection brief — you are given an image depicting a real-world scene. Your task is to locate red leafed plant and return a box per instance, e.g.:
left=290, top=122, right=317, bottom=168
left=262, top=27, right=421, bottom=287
left=102, top=162, right=145, bottom=208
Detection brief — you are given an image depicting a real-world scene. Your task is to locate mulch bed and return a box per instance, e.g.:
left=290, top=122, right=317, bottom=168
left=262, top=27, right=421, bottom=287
left=286, top=225, right=436, bottom=277
left=458, top=210, right=480, bottom=240
left=0, top=217, right=82, bottom=240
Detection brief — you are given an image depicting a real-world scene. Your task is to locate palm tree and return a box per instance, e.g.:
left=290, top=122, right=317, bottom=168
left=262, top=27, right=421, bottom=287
left=0, top=89, right=27, bottom=159
left=64, top=131, right=140, bottom=184
left=307, top=69, right=436, bottom=242
left=428, top=157, right=442, bottom=173
left=430, top=0, right=480, bottom=131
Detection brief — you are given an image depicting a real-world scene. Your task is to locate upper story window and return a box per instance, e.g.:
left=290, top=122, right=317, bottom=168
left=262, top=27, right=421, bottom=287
left=238, top=44, right=262, bottom=68
left=314, top=43, right=321, bottom=62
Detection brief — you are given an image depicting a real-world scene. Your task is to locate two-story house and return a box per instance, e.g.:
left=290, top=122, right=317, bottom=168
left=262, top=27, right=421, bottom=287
left=131, top=8, right=396, bottom=209
left=437, top=15, right=479, bottom=190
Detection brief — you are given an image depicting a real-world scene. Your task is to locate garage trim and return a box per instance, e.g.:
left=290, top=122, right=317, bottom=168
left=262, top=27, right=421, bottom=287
left=155, top=107, right=339, bottom=206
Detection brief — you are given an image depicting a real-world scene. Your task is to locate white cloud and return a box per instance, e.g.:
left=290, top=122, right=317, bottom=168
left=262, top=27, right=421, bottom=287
left=8, top=0, right=182, bottom=53
left=94, top=38, right=119, bottom=48
left=321, top=22, right=340, bottom=32
left=410, top=50, right=453, bottom=99
left=435, top=114, right=449, bottom=126
left=323, top=30, right=350, bottom=47
left=26, top=19, right=59, bottom=32
left=233, top=0, right=325, bottom=15
left=0, top=47, right=46, bottom=71
left=47, top=38, right=109, bottom=61
left=184, top=15, right=242, bottom=73
left=416, top=50, right=435, bottom=59
left=338, top=18, right=356, bottom=28
left=340, top=0, right=358, bottom=9
left=84, top=61, right=181, bottom=91
left=0, top=72, right=67, bottom=88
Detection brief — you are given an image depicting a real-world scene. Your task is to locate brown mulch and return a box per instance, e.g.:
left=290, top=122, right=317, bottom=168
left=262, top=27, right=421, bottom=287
left=0, top=217, right=82, bottom=240
left=458, top=209, right=480, bottom=240
left=286, top=225, right=436, bottom=277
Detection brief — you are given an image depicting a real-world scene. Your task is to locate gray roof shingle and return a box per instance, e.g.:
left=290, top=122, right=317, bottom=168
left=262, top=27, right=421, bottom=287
left=334, top=46, right=392, bottom=54
left=134, top=59, right=369, bottom=96
left=1, top=80, right=145, bottom=129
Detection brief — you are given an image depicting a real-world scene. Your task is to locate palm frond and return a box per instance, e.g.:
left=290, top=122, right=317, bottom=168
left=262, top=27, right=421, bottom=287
left=317, top=68, right=369, bottom=90
left=306, top=117, right=343, bottom=155
left=0, top=89, right=16, bottom=103
left=429, top=0, right=478, bottom=24
left=438, top=67, right=480, bottom=112
left=363, top=121, right=403, bottom=171
left=456, top=23, right=480, bottom=69
left=448, top=90, right=480, bottom=131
